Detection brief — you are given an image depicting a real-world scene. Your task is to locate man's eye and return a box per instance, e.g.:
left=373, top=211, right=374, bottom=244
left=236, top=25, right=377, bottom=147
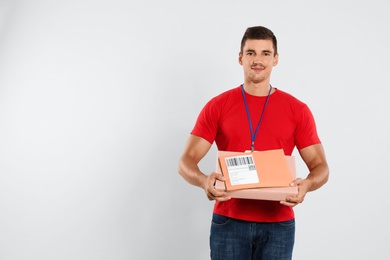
left=247, top=52, right=254, bottom=56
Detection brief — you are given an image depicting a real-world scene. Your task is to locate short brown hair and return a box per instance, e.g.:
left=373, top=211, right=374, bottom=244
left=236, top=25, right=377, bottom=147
left=240, top=26, right=278, bottom=56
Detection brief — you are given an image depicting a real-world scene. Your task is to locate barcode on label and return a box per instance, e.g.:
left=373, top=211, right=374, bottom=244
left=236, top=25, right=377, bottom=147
left=225, top=155, right=254, bottom=167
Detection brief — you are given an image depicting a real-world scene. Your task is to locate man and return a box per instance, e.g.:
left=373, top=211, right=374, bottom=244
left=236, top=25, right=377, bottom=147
left=178, top=26, right=329, bottom=260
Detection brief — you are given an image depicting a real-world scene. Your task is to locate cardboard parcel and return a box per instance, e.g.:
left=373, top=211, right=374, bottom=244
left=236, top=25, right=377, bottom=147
left=215, top=149, right=298, bottom=201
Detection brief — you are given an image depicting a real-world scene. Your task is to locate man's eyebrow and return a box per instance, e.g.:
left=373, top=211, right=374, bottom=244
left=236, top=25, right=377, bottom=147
left=245, top=49, right=273, bottom=54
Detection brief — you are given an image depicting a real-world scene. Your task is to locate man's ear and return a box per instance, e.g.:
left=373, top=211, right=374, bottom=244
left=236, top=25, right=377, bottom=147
left=238, top=52, right=243, bottom=65
left=273, top=53, right=279, bottom=66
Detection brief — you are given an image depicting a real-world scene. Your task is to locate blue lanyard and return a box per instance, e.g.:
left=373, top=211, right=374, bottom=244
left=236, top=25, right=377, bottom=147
left=241, top=84, right=272, bottom=152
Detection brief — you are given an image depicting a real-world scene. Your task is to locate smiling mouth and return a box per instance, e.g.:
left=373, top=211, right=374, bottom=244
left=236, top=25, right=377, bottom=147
left=251, top=67, right=264, bottom=71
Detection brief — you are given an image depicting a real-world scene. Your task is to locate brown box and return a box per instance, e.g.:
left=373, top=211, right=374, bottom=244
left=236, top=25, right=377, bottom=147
left=214, top=150, right=298, bottom=201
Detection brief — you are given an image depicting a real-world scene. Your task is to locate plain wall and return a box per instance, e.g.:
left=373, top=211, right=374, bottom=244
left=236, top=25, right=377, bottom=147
left=0, top=0, right=389, bottom=259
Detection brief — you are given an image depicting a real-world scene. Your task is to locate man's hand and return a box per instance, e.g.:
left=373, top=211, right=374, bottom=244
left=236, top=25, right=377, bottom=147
left=201, top=172, right=231, bottom=202
left=280, top=144, right=329, bottom=207
left=280, top=178, right=311, bottom=207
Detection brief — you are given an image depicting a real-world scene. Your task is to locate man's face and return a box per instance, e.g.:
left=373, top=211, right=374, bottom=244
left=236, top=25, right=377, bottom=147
left=239, top=39, right=278, bottom=84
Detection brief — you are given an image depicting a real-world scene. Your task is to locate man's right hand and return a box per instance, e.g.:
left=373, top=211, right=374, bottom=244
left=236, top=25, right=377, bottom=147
left=201, top=172, right=231, bottom=201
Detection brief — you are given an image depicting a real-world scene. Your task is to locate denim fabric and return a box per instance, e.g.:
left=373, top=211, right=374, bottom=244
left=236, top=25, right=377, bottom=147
left=210, top=213, right=295, bottom=260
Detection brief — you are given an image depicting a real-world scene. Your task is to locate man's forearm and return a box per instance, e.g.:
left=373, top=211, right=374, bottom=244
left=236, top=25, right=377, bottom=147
left=178, top=155, right=207, bottom=189
left=305, top=162, right=329, bottom=192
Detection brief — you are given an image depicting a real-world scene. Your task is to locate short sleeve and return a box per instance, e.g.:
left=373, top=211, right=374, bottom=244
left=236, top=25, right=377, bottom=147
left=294, top=104, right=321, bottom=149
left=190, top=98, right=220, bottom=144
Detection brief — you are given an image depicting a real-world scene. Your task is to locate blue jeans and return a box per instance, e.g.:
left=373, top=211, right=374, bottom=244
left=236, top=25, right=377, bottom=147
left=210, top=214, right=295, bottom=260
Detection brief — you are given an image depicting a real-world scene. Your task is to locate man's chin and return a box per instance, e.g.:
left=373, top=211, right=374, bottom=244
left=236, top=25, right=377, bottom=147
left=249, top=77, right=265, bottom=84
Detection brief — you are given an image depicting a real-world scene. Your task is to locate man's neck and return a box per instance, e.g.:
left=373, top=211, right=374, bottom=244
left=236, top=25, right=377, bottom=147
left=243, top=82, right=273, bottom=96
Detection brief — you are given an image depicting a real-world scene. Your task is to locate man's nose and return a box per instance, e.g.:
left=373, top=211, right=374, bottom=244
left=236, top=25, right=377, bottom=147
left=252, top=55, right=262, bottom=64
left=253, top=58, right=262, bottom=65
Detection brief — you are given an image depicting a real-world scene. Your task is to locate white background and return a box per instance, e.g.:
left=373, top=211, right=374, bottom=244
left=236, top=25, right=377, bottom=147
left=0, top=0, right=389, bottom=259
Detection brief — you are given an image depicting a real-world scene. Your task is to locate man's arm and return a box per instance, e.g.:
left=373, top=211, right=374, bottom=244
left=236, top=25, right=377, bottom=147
left=281, top=143, right=329, bottom=207
left=178, top=135, right=231, bottom=201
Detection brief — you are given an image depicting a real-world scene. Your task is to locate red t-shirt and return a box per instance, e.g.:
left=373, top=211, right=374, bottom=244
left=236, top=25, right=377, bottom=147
left=191, top=86, right=321, bottom=222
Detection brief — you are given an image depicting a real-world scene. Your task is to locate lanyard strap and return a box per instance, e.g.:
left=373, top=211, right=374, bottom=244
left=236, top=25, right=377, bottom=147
left=241, top=84, right=272, bottom=152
